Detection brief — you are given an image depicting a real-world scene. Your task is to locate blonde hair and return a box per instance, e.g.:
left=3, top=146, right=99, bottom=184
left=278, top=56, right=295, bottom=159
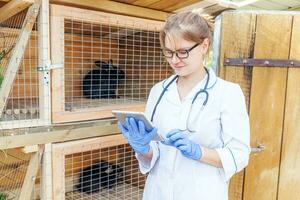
left=160, top=11, right=214, bottom=48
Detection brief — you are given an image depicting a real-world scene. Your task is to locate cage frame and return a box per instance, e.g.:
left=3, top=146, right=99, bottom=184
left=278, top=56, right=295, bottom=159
left=0, top=0, right=52, bottom=130
left=52, top=134, right=128, bottom=199
left=50, top=4, right=165, bottom=123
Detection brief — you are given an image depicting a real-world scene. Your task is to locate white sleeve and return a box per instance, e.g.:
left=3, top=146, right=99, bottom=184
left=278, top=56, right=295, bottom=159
left=135, top=141, right=160, bottom=174
left=216, top=84, right=251, bottom=181
left=136, top=84, right=162, bottom=174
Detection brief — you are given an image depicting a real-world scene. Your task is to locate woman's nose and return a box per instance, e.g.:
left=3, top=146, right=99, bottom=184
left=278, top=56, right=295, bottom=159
left=170, top=54, right=180, bottom=63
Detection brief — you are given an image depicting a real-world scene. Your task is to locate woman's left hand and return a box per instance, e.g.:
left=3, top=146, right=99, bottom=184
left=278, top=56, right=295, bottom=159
left=163, top=130, right=202, bottom=161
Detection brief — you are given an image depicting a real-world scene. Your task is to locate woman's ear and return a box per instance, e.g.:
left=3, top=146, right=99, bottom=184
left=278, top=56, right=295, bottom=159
left=201, top=38, right=210, bottom=54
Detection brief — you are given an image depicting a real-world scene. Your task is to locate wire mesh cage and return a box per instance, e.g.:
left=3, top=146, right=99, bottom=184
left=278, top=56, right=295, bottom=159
left=0, top=10, right=39, bottom=125
left=52, top=134, right=145, bottom=200
left=0, top=0, right=51, bottom=131
left=0, top=148, right=41, bottom=200
left=50, top=5, right=172, bottom=123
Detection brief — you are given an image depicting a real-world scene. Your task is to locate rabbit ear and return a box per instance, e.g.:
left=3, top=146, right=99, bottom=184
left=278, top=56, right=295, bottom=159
left=107, top=59, right=114, bottom=69
left=95, top=60, right=105, bottom=68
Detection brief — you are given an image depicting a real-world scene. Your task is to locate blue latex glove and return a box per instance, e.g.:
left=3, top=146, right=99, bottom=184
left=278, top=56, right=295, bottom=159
left=117, top=117, right=158, bottom=154
left=163, top=130, right=202, bottom=160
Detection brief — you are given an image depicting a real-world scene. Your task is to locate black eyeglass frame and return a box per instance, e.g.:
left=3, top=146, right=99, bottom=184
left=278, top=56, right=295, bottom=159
left=161, top=43, right=200, bottom=59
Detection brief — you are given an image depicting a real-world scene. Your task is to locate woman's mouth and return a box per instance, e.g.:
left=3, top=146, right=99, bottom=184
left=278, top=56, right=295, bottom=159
left=173, top=65, right=184, bottom=69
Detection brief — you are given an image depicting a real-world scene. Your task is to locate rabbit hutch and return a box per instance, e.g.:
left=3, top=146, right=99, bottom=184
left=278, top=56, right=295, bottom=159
left=0, top=0, right=229, bottom=199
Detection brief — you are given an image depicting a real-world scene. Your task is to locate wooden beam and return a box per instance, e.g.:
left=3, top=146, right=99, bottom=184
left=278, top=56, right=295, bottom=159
left=18, top=145, right=44, bottom=200
left=0, top=123, right=120, bottom=150
left=41, top=143, right=53, bottom=200
left=0, top=0, right=35, bottom=23
left=0, top=1, right=40, bottom=116
left=50, top=0, right=169, bottom=21
left=38, top=0, right=51, bottom=125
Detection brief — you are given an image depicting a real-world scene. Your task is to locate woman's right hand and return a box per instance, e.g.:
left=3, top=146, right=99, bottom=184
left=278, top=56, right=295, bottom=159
left=117, top=117, right=158, bottom=154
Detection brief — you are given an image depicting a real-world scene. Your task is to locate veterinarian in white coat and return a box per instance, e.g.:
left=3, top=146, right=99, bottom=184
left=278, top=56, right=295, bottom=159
left=118, top=10, right=250, bottom=200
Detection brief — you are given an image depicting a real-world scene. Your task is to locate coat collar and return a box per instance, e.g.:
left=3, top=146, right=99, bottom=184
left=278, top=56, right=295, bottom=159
left=162, top=68, right=217, bottom=105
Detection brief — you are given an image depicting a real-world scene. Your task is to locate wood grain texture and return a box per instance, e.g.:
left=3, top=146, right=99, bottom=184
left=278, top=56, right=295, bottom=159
left=277, top=15, right=300, bottom=200
left=219, top=12, right=256, bottom=200
left=243, top=14, right=293, bottom=200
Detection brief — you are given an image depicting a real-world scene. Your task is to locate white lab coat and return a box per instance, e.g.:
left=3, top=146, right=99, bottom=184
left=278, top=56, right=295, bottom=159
left=136, top=68, right=250, bottom=200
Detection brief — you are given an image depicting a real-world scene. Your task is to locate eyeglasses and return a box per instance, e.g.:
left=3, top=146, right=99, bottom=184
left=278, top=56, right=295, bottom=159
left=161, top=43, right=200, bottom=59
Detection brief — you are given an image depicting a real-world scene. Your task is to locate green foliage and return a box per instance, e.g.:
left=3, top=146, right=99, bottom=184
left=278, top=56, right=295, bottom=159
left=0, top=50, right=6, bottom=61
left=0, top=193, right=7, bottom=200
left=0, top=49, right=7, bottom=87
left=0, top=75, right=3, bottom=86
left=204, top=50, right=213, bottom=68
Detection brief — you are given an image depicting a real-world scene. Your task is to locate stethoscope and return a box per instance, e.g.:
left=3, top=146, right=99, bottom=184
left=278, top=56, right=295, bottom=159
left=150, top=67, right=214, bottom=133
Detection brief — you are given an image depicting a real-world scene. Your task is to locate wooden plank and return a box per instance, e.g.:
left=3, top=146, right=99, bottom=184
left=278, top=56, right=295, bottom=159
left=0, top=123, right=120, bottom=150
left=50, top=0, right=168, bottom=21
left=38, top=0, right=51, bottom=125
left=50, top=5, right=65, bottom=120
left=41, top=143, right=53, bottom=200
left=18, top=145, right=44, bottom=200
left=51, top=4, right=165, bottom=32
left=147, top=0, right=200, bottom=11
left=219, top=12, right=256, bottom=200
left=52, top=103, right=145, bottom=123
left=243, top=14, right=293, bottom=200
left=0, top=0, right=34, bottom=23
left=53, top=134, right=127, bottom=155
left=277, top=15, right=300, bottom=200
left=52, top=143, right=65, bottom=200
left=163, top=0, right=202, bottom=12
left=0, top=1, right=40, bottom=116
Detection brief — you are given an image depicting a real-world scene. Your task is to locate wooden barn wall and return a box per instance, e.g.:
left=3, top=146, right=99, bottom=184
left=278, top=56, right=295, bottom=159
left=219, top=12, right=300, bottom=200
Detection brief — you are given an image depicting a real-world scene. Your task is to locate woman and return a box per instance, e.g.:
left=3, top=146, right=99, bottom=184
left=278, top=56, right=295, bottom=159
left=118, top=11, right=250, bottom=200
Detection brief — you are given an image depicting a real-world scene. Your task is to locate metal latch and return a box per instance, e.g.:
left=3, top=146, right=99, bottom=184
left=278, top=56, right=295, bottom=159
left=37, top=60, right=63, bottom=71
left=251, top=144, right=266, bottom=154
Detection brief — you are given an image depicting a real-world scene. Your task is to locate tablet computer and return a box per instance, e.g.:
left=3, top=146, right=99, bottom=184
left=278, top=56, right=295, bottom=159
left=112, top=110, right=163, bottom=141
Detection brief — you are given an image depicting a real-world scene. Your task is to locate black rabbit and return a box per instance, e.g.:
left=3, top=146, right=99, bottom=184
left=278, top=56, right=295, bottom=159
left=82, top=59, right=125, bottom=99
left=76, top=160, right=124, bottom=194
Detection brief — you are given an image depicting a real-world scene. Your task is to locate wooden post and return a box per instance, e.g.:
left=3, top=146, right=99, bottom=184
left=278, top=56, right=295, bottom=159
left=38, top=0, right=51, bottom=125
left=50, top=0, right=168, bottom=21
left=41, top=143, right=53, bottom=200
left=19, top=145, right=44, bottom=200
left=0, top=0, right=41, bottom=115
left=0, top=0, right=35, bottom=23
